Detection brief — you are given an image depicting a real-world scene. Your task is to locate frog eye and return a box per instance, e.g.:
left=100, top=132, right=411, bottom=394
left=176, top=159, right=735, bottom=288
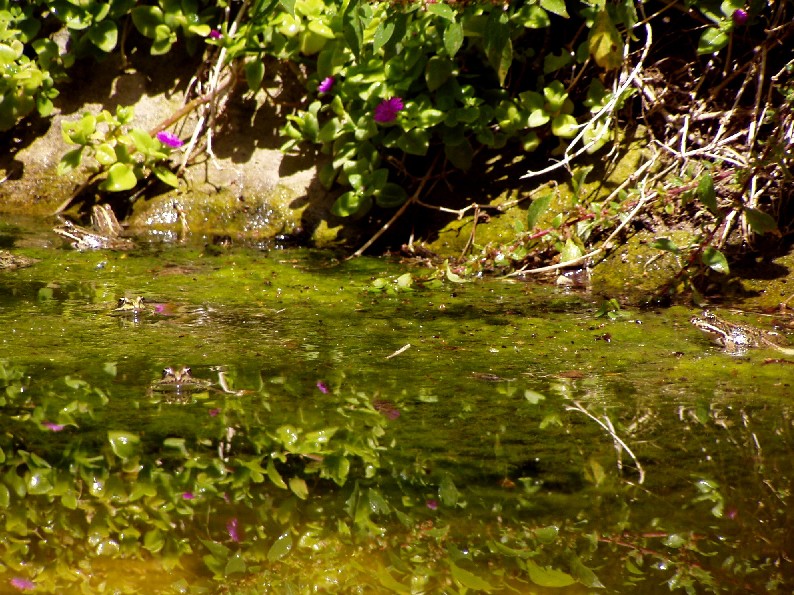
left=161, top=367, right=174, bottom=378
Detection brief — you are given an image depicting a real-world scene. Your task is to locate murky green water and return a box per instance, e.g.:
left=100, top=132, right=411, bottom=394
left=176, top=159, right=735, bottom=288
left=1, top=221, right=793, bottom=593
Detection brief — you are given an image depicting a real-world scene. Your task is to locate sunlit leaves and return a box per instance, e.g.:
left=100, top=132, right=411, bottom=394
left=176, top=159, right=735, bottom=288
left=696, top=173, right=719, bottom=215
left=701, top=246, right=730, bottom=274
left=267, top=533, right=293, bottom=562
left=450, top=563, right=495, bottom=591
left=589, top=10, right=623, bottom=70
left=107, top=430, right=140, bottom=460
left=526, top=559, right=576, bottom=587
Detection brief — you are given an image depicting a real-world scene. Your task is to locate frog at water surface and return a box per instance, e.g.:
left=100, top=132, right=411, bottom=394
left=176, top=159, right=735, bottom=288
left=690, top=311, right=794, bottom=355
left=149, top=366, right=214, bottom=403
left=53, top=204, right=135, bottom=251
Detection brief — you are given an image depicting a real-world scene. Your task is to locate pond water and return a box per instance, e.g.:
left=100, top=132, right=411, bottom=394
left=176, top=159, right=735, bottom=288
left=0, top=221, right=793, bottom=594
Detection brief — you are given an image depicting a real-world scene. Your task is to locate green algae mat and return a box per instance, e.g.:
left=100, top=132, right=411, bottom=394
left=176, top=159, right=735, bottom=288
left=0, top=239, right=792, bottom=593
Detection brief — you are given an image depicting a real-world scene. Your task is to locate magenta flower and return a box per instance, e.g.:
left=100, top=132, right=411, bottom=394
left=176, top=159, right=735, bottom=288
left=732, top=8, right=748, bottom=25
left=318, top=76, right=334, bottom=94
left=182, top=492, right=194, bottom=500
left=374, top=97, right=404, bottom=123
left=156, top=131, right=184, bottom=149
left=208, top=408, right=220, bottom=417
left=316, top=381, right=329, bottom=394
left=10, top=578, right=35, bottom=591
left=226, top=517, right=241, bottom=542
left=42, top=422, right=65, bottom=432
left=426, top=499, right=438, bottom=510
left=209, top=29, right=222, bottom=40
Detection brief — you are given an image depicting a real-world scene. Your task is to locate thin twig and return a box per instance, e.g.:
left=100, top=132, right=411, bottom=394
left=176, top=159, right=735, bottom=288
left=504, top=157, right=661, bottom=278
left=566, top=400, right=645, bottom=484
left=349, top=154, right=441, bottom=258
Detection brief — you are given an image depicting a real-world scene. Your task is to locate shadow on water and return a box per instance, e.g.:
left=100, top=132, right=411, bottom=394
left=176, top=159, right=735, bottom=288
left=0, top=234, right=792, bottom=593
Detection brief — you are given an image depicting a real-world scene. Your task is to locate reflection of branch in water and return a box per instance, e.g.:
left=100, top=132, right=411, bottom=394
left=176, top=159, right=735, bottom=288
left=566, top=400, right=645, bottom=484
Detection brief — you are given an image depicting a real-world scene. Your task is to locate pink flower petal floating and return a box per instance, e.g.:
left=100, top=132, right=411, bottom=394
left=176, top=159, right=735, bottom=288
left=156, top=131, right=184, bottom=149
left=10, top=578, right=35, bottom=591
left=226, top=517, right=241, bottom=542
left=42, top=422, right=65, bottom=432
left=316, top=381, right=329, bottom=394
left=374, top=97, right=404, bottom=123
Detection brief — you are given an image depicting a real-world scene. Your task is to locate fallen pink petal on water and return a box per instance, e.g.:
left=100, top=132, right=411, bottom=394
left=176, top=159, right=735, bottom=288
left=316, top=381, right=329, bottom=394
left=227, top=517, right=240, bottom=542
left=43, top=422, right=65, bottom=432
left=10, top=578, right=35, bottom=591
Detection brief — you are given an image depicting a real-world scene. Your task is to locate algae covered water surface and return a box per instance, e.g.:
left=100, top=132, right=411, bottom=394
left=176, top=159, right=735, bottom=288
left=0, top=238, right=793, bottom=594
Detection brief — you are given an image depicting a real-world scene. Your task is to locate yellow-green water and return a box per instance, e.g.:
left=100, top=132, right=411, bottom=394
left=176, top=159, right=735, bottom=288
left=0, top=221, right=792, bottom=593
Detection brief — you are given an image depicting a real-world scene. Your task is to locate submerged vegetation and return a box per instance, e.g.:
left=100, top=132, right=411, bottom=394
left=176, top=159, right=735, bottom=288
left=0, top=245, right=792, bottom=592
left=1, top=0, right=792, bottom=296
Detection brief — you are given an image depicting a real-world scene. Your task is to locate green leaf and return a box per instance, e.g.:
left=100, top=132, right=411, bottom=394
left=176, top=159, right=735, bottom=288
left=520, top=5, right=550, bottom=28
left=526, top=193, right=551, bottom=229
left=289, top=477, right=309, bottom=499
left=698, top=27, right=729, bottom=55
left=396, top=129, right=429, bottom=156
left=560, top=238, right=583, bottom=262
left=58, top=148, right=84, bottom=175
left=95, top=143, right=117, bottom=166
left=444, top=21, right=464, bottom=57
left=100, top=163, right=138, bottom=192
left=373, top=20, right=395, bottom=54
left=245, top=60, right=265, bottom=91
left=551, top=113, right=578, bottom=138
left=589, top=10, right=623, bottom=70
left=540, top=0, right=569, bottom=18
left=153, top=166, right=179, bottom=188
left=131, top=6, right=164, bottom=39
left=426, top=3, right=455, bottom=21
left=701, top=246, right=730, bottom=274
left=450, top=563, right=494, bottom=591
left=225, top=554, right=247, bottom=576
left=744, top=208, right=778, bottom=235
left=522, top=131, right=541, bottom=152
left=331, top=191, right=369, bottom=217
left=696, top=173, right=719, bottom=215
left=426, top=56, right=455, bottom=92
left=108, top=431, right=140, bottom=460
left=651, top=237, right=679, bottom=253
left=526, top=559, right=576, bottom=587
left=375, top=183, right=407, bottom=208
left=439, top=474, right=459, bottom=507
left=267, top=532, right=293, bottom=562
left=144, top=529, right=165, bottom=553
left=280, top=0, right=296, bottom=16
left=570, top=555, right=605, bottom=588
left=377, top=567, right=411, bottom=593
left=445, top=140, right=473, bottom=170
left=445, top=263, right=470, bottom=283
left=87, top=20, right=118, bottom=52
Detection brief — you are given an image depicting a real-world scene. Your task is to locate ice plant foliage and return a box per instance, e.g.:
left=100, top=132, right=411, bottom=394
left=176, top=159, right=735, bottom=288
left=373, top=97, right=404, bottom=123
left=156, top=131, right=184, bottom=148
